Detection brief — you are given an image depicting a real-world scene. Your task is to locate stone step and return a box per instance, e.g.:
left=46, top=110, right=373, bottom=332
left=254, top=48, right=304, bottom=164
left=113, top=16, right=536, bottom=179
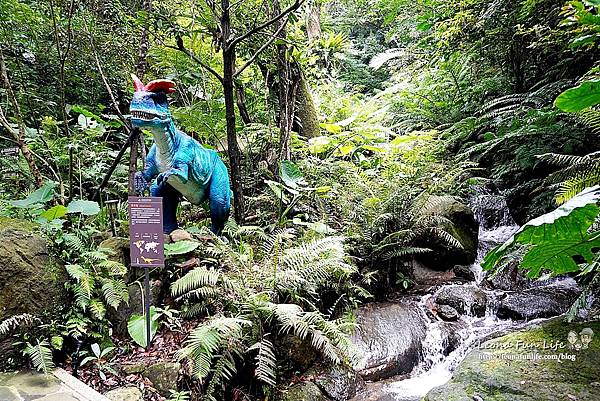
left=0, top=368, right=110, bottom=401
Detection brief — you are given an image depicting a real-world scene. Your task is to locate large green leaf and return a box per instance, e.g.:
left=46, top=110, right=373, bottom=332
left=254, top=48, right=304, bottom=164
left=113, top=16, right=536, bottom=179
left=10, top=182, right=55, bottom=208
left=554, top=80, right=600, bottom=112
left=67, top=199, right=100, bottom=215
left=165, top=240, right=200, bottom=256
left=483, top=186, right=600, bottom=277
left=279, top=160, right=305, bottom=189
left=127, top=306, right=159, bottom=347
left=40, top=205, right=68, bottom=220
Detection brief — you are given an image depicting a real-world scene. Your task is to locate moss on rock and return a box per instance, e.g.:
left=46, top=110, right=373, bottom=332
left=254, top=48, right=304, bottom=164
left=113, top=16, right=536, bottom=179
left=425, top=320, right=600, bottom=401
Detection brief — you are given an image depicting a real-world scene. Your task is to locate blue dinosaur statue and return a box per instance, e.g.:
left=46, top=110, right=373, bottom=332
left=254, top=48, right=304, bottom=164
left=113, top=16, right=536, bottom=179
left=129, top=74, right=231, bottom=234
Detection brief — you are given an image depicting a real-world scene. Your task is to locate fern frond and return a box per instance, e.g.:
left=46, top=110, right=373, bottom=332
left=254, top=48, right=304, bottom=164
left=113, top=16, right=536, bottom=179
left=24, top=340, right=54, bottom=374
left=248, top=338, right=277, bottom=386
left=0, top=314, right=36, bottom=335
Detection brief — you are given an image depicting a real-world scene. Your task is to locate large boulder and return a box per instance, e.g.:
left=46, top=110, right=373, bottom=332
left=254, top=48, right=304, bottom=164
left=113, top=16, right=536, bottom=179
left=425, top=320, right=600, bottom=401
left=350, top=302, right=427, bottom=381
left=415, top=197, right=479, bottom=271
left=0, top=217, right=67, bottom=316
left=0, top=218, right=68, bottom=368
left=433, top=285, right=488, bottom=317
left=497, top=282, right=581, bottom=320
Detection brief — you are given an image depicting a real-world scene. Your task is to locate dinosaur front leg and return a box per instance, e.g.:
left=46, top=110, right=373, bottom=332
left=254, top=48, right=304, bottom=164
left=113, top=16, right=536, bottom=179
left=157, top=162, right=189, bottom=187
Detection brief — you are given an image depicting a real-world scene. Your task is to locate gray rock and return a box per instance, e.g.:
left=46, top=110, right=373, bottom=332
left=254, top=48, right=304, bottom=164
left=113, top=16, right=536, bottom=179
left=0, top=218, right=68, bottom=369
left=144, top=361, right=180, bottom=396
left=452, top=265, right=475, bottom=282
left=105, top=387, right=143, bottom=401
left=437, top=304, right=459, bottom=321
left=310, top=364, right=365, bottom=401
left=497, top=283, right=581, bottom=320
left=434, top=285, right=487, bottom=317
left=350, top=302, right=427, bottom=381
left=486, top=260, right=530, bottom=291
left=276, top=382, right=330, bottom=401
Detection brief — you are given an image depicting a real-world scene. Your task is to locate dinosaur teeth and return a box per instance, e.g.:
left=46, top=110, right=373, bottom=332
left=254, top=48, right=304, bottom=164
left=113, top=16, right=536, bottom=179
left=131, top=110, right=160, bottom=120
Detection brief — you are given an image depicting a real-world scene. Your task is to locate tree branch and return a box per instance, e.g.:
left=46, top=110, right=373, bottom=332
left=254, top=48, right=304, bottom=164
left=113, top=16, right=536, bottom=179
left=169, top=37, right=224, bottom=84
left=229, top=0, right=304, bottom=48
left=233, top=19, right=286, bottom=78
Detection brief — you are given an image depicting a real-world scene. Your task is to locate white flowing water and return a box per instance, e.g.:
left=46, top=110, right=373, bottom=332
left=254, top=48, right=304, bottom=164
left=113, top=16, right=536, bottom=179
left=360, top=191, right=522, bottom=401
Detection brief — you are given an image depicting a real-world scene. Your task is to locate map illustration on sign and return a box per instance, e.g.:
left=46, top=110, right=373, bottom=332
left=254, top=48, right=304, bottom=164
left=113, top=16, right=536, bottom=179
left=128, top=196, right=164, bottom=268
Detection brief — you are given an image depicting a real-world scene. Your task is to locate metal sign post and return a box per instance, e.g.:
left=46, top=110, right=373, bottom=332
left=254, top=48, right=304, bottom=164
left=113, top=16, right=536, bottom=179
left=128, top=196, right=164, bottom=348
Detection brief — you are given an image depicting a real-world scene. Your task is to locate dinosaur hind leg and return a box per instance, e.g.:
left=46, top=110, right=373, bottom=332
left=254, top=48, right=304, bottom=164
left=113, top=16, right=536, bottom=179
left=208, top=161, right=232, bottom=235
left=150, top=182, right=181, bottom=234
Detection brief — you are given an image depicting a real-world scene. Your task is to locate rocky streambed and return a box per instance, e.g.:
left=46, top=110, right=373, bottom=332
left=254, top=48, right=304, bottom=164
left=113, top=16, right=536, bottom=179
left=278, top=190, right=594, bottom=401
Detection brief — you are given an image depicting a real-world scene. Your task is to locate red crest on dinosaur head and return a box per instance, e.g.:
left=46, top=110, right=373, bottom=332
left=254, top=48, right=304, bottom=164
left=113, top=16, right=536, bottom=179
left=131, top=74, right=176, bottom=94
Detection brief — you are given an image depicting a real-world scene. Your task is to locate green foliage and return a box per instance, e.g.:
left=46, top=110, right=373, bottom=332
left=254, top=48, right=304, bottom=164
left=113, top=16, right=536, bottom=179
left=165, top=240, right=200, bottom=256
left=555, top=80, right=600, bottom=112
left=171, top=231, right=360, bottom=400
left=483, top=186, right=600, bottom=277
left=23, top=340, right=54, bottom=374
left=127, top=306, right=159, bottom=348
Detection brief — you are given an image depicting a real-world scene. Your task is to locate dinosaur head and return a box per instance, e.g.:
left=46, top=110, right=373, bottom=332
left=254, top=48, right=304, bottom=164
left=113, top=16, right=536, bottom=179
left=129, top=74, right=176, bottom=129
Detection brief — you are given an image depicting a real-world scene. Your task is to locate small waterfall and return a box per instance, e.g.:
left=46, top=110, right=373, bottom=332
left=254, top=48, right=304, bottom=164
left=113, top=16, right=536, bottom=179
left=468, top=188, right=520, bottom=284
left=365, top=190, right=522, bottom=401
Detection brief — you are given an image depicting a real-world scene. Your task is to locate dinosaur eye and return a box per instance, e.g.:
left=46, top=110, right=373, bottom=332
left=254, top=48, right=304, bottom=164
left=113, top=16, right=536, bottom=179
left=150, top=92, right=167, bottom=103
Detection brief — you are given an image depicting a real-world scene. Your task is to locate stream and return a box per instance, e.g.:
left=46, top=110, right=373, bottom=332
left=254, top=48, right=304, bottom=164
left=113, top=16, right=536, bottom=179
left=350, top=190, right=579, bottom=401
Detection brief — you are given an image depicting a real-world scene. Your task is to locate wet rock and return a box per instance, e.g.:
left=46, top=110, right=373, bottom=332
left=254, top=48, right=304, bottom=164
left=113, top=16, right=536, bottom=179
left=434, top=285, right=487, bottom=317
left=105, top=387, right=143, bottom=401
left=278, top=335, right=318, bottom=372
left=276, top=382, right=330, bottom=401
left=486, top=260, right=530, bottom=292
left=439, top=320, right=468, bottom=356
left=350, top=302, right=427, bottom=381
left=144, top=361, right=180, bottom=396
left=452, top=265, right=475, bottom=282
left=415, top=197, right=479, bottom=271
left=437, top=304, right=459, bottom=321
left=412, top=260, right=455, bottom=286
left=170, top=229, right=193, bottom=242
left=0, top=218, right=68, bottom=368
left=425, top=320, right=600, bottom=401
left=497, top=283, right=581, bottom=320
left=309, top=364, right=365, bottom=401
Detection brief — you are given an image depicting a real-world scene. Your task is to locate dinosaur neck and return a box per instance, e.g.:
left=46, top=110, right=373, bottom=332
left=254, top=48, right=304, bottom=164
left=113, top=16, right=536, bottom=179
left=148, top=119, right=179, bottom=159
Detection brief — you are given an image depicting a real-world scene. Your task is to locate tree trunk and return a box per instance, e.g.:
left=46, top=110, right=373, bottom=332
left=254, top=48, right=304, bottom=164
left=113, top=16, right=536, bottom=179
left=222, top=0, right=245, bottom=223
left=306, top=1, right=321, bottom=41
left=274, top=0, right=300, bottom=162
left=0, top=51, right=44, bottom=188
left=295, top=73, right=319, bottom=138
left=235, top=83, right=252, bottom=125
left=128, top=0, right=152, bottom=196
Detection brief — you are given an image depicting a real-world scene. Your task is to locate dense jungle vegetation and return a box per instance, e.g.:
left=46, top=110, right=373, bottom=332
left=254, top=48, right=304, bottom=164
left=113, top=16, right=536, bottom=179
left=2, top=0, right=600, bottom=400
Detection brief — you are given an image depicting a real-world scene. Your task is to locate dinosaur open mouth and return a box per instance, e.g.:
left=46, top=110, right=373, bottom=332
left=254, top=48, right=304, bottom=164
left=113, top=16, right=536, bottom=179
left=131, top=110, right=164, bottom=120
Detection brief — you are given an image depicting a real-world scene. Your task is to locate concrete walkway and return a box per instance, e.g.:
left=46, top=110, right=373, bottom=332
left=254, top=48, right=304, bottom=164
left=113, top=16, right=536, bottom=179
left=0, top=369, right=110, bottom=401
